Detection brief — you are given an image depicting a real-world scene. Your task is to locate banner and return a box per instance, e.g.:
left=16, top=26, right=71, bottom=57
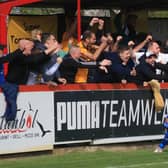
left=0, top=91, right=54, bottom=154
left=54, top=89, right=168, bottom=143
left=8, top=15, right=57, bottom=52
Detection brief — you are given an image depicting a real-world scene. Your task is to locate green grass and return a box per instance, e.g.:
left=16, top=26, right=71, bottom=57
left=0, top=149, right=168, bottom=168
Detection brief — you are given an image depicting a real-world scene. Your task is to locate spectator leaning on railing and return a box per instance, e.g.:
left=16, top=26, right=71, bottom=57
left=135, top=52, right=167, bottom=112
left=0, top=39, right=57, bottom=121
left=76, top=30, right=108, bottom=83
left=59, top=45, right=111, bottom=83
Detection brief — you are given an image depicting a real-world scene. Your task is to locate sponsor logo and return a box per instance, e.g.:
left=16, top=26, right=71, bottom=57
left=56, top=99, right=168, bottom=131
left=0, top=103, right=51, bottom=138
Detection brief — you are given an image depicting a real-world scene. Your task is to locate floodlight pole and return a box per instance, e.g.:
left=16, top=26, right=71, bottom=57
left=77, top=0, right=81, bottom=42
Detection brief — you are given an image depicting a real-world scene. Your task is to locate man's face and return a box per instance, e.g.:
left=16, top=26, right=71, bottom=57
left=87, top=33, right=96, bottom=45
left=23, top=41, right=34, bottom=55
left=145, top=56, right=156, bottom=65
left=119, top=49, right=131, bottom=64
left=47, top=35, right=58, bottom=46
left=73, top=48, right=81, bottom=59
left=150, top=42, right=160, bottom=55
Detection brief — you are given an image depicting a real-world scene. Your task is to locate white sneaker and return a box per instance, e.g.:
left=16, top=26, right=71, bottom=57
left=154, top=147, right=163, bottom=153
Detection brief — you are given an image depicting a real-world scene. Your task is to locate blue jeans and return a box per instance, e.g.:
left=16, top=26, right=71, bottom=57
left=0, top=81, right=19, bottom=121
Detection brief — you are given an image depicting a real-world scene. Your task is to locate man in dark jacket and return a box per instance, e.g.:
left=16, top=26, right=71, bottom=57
left=104, top=45, right=136, bottom=83
left=136, top=53, right=168, bottom=85
left=59, top=45, right=111, bottom=83
left=0, top=39, right=56, bottom=121
left=135, top=53, right=168, bottom=112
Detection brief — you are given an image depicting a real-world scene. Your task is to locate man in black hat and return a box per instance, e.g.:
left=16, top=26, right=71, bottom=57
left=136, top=52, right=168, bottom=84
left=135, top=52, right=168, bottom=112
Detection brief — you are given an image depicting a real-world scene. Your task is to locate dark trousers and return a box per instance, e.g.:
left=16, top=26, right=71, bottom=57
left=1, top=81, right=19, bottom=121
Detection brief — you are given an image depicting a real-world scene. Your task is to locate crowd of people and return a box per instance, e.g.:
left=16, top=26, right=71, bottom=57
left=0, top=14, right=168, bottom=153
left=0, top=16, right=167, bottom=121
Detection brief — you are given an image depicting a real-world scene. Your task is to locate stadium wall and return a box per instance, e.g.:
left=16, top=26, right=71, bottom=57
left=0, top=83, right=167, bottom=154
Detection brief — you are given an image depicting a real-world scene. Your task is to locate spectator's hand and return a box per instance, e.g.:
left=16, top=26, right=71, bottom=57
left=47, top=81, right=58, bottom=88
left=121, top=79, right=127, bottom=84
left=128, top=40, right=135, bottom=47
left=143, top=81, right=149, bottom=87
left=99, top=66, right=108, bottom=73
left=130, top=67, right=136, bottom=76
left=145, top=35, right=152, bottom=42
left=56, top=57, right=63, bottom=64
left=45, top=41, right=58, bottom=55
left=98, top=19, right=104, bottom=30
left=89, top=17, right=99, bottom=26
left=116, top=35, right=123, bottom=42
left=106, top=34, right=113, bottom=44
left=58, top=78, right=67, bottom=85
left=100, top=59, right=111, bottom=66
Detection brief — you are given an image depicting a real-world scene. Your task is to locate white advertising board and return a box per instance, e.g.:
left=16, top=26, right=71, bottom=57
left=0, top=91, right=54, bottom=154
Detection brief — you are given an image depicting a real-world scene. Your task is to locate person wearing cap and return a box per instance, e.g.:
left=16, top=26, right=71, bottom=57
left=143, top=40, right=167, bottom=76
left=136, top=52, right=168, bottom=83
left=59, top=45, right=111, bottom=83
left=135, top=53, right=168, bottom=112
left=154, top=115, right=168, bottom=153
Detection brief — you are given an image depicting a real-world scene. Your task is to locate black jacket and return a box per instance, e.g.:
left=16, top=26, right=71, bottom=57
left=59, top=54, right=100, bottom=83
left=105, top=53, right=135, bottom=82
left=136, top=60, right=168, bottom=85
left=0, top=49, right=50, bottom=84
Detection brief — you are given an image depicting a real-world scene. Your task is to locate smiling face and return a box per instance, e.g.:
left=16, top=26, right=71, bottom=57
left=119, top=49, right=131, bottom=64
left=145, top=55, right=157, bottom=65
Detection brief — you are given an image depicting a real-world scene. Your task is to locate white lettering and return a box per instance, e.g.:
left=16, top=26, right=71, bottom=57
left=77, top=101, right=90, bottom=129
left=67, top=102, right=76, bottom=130
left=57, top=102, right=67, bottom=131
left=91, top=101, right=100, bottom=129
left=154, top=111, right=161, bottom=125
left=118, top=100, right=127, bottom=127
left=162, top=99, right=168, bottom=123
left=128, top=100, right=140, bottom=126
left=141, top=99, right=154, bottom=125
left=109, top=100, right=118, bottom=127
left=101, top=100, right=110, bottom=128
